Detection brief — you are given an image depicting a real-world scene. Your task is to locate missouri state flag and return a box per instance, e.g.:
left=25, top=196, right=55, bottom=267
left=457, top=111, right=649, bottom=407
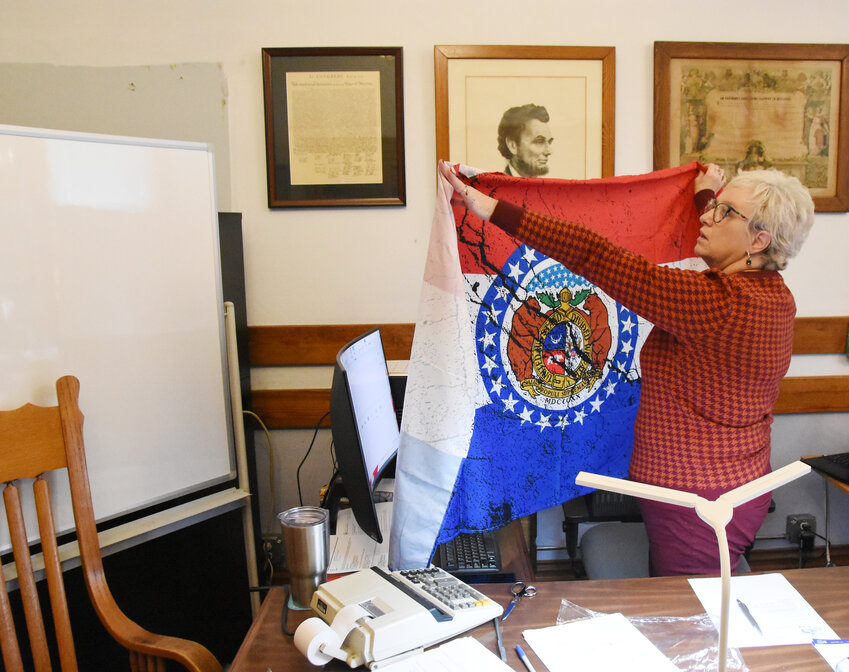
left=389, top=163, right=705, bottom=569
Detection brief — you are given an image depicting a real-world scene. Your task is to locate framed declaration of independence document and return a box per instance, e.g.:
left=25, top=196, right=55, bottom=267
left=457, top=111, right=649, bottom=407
left=261, top=47, right=405, bottom=208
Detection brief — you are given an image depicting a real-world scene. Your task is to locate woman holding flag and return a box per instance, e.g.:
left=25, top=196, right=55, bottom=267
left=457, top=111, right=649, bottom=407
left=439, top=160, right=814, bottom=576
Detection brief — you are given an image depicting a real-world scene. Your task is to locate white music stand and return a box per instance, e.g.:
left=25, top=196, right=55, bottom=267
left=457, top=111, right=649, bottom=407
left=576, top=461, right=811, bottom=672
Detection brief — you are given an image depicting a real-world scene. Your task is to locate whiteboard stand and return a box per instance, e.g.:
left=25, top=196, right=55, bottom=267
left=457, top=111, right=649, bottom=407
left=576, top=461, right=811, bottom=672
left=225, top=302, right=261, bottom=616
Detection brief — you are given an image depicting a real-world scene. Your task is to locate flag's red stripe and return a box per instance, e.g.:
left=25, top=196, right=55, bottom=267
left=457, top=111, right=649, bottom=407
left=456, top=162, right=703, bottom=273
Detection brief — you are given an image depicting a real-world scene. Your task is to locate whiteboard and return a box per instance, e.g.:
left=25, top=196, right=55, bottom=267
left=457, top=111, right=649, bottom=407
left=0, top=125, right=236, bottom=550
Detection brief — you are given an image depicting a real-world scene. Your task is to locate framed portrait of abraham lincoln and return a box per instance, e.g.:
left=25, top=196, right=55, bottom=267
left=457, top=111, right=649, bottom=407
left=654, top=41, right=849, bottom=212
left=435, top=45, right=615, bottom=180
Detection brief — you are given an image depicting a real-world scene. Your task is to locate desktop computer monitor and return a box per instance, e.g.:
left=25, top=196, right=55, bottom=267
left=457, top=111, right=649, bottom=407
left=329, top=328, right=400, bottom=543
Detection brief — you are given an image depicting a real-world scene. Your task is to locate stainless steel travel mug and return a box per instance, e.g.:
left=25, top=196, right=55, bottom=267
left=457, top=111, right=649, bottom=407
left=278, top=506, right=329, bottom=607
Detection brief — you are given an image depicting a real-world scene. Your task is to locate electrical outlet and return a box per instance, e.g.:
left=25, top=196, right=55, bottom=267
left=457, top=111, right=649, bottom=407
left=262, top=535, right=286, bottom=570
left=785, top=514, right=816, bottom=544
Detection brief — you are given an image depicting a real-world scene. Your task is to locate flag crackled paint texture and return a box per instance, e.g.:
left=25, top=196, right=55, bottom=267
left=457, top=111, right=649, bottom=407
left=389, top=163, right=703, bottom=569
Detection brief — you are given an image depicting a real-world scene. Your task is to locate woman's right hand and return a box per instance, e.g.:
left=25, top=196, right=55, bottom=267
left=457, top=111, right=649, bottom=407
left=438, top=160, right=497, bottom=222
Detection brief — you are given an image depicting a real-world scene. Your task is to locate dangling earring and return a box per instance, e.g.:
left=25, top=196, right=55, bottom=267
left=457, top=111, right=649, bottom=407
left=746, top=250, right=752, bottom=267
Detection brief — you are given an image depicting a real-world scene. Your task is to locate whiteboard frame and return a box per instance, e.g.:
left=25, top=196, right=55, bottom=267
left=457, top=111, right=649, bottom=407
left=0, top=124, right=237, bottom=550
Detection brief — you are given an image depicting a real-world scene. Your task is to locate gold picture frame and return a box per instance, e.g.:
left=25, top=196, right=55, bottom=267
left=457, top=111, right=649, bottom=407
left=435, top=45, right=615, bottom=179
left=261, top=47, right=406, bottom=208
left=654, top=41, right=849, bottom=212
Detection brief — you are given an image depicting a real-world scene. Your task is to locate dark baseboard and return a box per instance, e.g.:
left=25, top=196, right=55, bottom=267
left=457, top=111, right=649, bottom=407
left=745, top=543, right=849, bottom=572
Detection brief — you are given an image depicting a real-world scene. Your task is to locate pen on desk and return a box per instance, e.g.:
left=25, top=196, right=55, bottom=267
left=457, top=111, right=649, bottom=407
left=492, top=617, right=507, bottom=662
left=736, top=598, right=763, bottom=635
left=516, top=644, right=537, bottom=672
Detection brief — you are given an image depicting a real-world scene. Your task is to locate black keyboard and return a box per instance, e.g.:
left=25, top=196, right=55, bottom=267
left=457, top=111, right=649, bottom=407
left=435, top=531, right=502, bottom=575
left=827, top=452, right=849, bottom=466
left=802, top=452, right=849, bottom=485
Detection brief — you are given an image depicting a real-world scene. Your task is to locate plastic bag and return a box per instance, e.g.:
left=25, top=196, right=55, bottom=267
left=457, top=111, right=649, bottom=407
left=556, top=599, right=748, bottom=672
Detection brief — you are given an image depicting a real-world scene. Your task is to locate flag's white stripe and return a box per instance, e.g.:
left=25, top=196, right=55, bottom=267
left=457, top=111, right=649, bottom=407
left=389, top=169, right=480, bottom=569
left=400, top=171, right=479, bottom=456
left=400, top=281, right=477, bottom=456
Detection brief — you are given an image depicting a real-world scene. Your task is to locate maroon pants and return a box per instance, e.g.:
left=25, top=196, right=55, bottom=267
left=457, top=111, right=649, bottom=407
left=638, top=489, right=772, bottom=576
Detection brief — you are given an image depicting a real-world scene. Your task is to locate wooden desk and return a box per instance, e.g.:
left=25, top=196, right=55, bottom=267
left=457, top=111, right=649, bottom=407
left=230, top=566, right=848, bottom=671
left=822, top=473, right=849, bottom=497
left=493, top=519, right=535, bottom=582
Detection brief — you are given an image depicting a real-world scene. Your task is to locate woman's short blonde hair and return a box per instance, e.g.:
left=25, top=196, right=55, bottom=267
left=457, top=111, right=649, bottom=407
left=728, top=169, right=815, bottom=270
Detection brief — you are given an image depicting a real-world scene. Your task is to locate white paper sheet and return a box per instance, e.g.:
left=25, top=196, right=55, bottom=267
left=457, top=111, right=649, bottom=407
left=813, top=638, right=849, bottom=670
left=328, top=502, right=393, bottom=573
left=334, top=501, right=394, bottom=535
left=380, top=636, right=513, bottom=671
left=522, top=613, right=679, bottom=671
left=688, top=573, right=839, bottom=648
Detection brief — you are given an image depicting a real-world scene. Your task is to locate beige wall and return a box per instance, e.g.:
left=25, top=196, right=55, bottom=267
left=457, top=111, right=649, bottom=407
left=4, top=0, right=848, bottom=551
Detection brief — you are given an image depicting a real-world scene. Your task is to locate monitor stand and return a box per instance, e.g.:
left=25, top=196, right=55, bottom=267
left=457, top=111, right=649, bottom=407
left=322, top=474, right=347, bottom=535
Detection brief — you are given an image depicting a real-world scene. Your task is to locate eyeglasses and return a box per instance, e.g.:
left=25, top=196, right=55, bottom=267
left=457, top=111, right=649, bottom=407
left=703, top=199, right=749, bottom=224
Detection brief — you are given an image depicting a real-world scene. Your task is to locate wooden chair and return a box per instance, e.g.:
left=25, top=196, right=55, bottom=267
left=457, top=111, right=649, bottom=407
left=0, top=375, right=222, bottom=672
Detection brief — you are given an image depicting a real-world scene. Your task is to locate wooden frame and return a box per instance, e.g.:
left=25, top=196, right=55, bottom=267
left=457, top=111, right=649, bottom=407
left=248, top=317, right=849, bottom=427
left=261, top=47, right=406, bottom=208
left=654, top=41, right=849, bottom=212
left=435, top=45, right=615, bottom=178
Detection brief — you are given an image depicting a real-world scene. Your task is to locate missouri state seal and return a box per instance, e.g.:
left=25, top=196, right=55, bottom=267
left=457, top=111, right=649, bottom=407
left=472, top=246, right=640, bottom=430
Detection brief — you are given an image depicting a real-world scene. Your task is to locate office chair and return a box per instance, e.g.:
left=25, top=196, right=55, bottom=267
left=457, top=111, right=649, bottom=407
left=0, top=375, right=222, bottom=672
left=579, top=521, right=752, bottom=579
left=579, top=521, right=650, bottom=580
left=565, top=492, right=756, bottom=579
left=562, top=491, right=644, bottom=577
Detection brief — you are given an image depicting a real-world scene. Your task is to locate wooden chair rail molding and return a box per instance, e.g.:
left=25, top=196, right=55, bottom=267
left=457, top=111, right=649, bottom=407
left=248, top=317, right=849, bottom=429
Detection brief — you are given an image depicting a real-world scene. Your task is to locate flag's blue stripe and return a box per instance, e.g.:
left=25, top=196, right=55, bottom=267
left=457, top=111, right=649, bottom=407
left=389, top=432, right=464, bottom=569
left=435, top=388, right=639, bottom=545
left=435, top=239, right=643, bottom=545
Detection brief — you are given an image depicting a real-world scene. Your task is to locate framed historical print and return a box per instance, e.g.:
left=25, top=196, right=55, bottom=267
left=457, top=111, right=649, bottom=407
left=261, top=47, right=405, bottom=207
left=654, top=41, right=849, bottom=212
left=435, top=45, right=615, bottom=179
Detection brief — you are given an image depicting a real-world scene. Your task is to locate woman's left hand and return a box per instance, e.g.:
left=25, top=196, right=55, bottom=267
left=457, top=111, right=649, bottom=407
left=695, top=163, right=726, bottom=193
